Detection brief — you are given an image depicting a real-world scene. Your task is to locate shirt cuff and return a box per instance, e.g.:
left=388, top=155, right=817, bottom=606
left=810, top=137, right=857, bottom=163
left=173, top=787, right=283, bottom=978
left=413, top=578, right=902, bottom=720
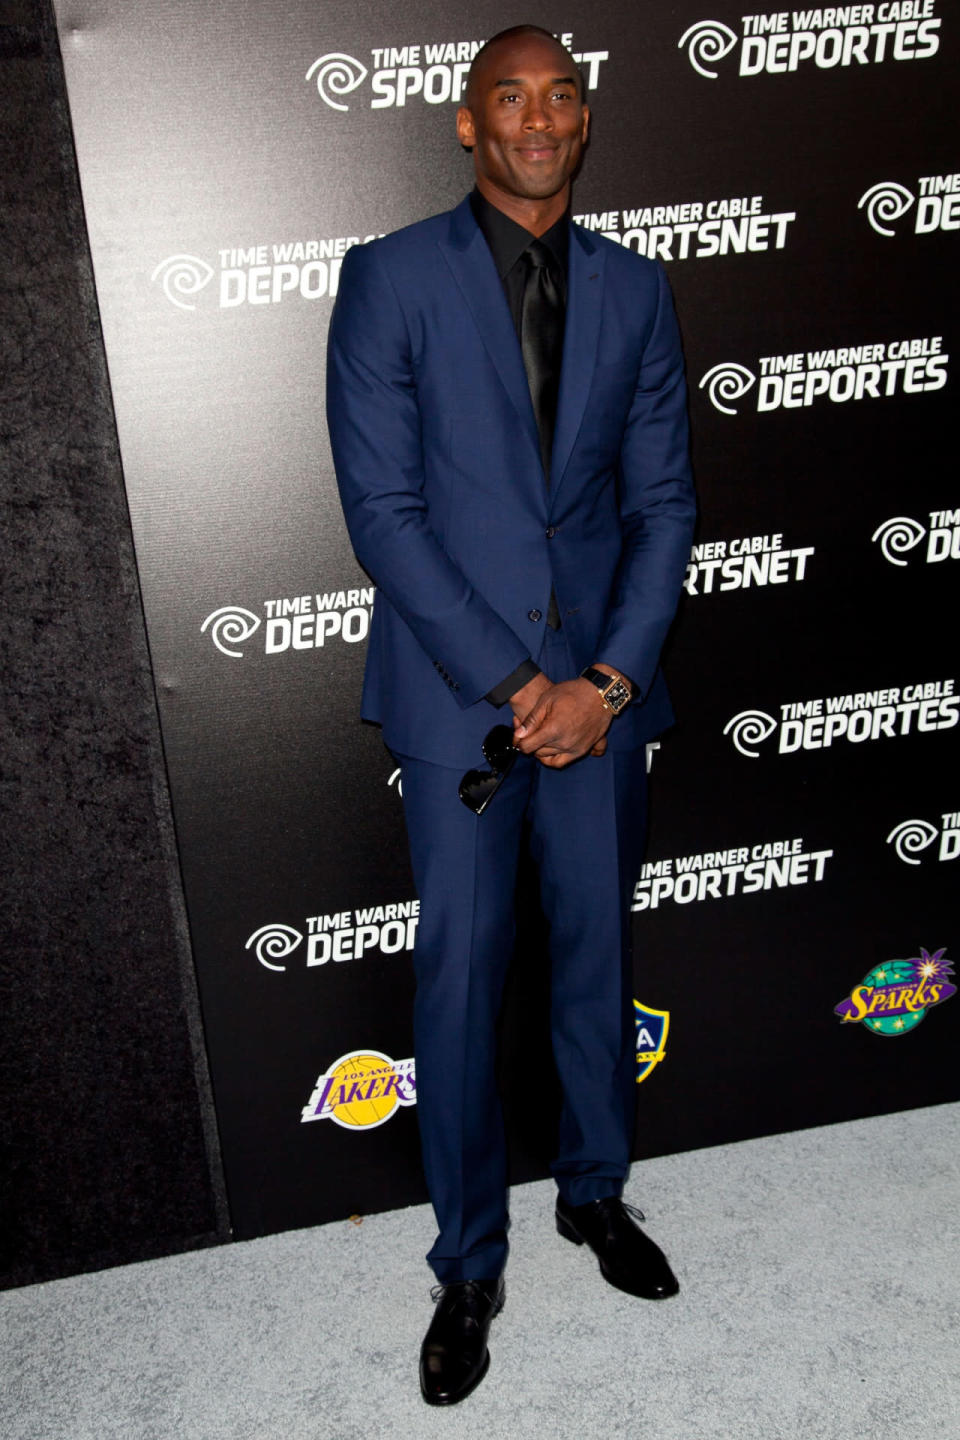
left=486, top=659, right=540, bottom=708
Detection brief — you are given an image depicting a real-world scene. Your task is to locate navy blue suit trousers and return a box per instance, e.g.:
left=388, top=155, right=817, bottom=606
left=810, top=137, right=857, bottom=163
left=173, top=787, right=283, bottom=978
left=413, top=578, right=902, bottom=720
left=397, top=628, right=648, bottom=1282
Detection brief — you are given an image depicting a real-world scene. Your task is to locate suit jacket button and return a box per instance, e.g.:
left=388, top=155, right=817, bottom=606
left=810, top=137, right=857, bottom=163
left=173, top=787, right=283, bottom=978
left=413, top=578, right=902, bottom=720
left=528, top=609, right=542, bottom=622
left=545, top=526, right=557, bottom=538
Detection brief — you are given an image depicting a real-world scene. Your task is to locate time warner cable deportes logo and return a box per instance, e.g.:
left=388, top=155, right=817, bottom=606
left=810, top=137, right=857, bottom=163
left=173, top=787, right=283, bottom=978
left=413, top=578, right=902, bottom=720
left=858, top=173, right=959, bottom=236
left=872, top=510, right=960, bottom=565
left=724, top=678, right=958, bottom=757
left=246, top=900, right=419, bottom=971
left=700, top=337, right=948, bottom=415
left=887, top=814, right=960, bottom=865
left=679, top=8, right=942, bottom=79
left=200, top=590, right=374, bottom=658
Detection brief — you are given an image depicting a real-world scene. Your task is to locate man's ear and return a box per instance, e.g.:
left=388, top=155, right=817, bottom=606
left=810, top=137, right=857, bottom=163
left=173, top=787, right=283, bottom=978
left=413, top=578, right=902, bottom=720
left=456, top=105, right=476, bottom=151
left=581, top=105, right=590, bottom=144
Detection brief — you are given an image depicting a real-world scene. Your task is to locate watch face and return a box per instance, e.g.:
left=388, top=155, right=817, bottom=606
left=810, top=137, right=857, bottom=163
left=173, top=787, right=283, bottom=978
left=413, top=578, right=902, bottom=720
left=606, top=679, right=631, bottom=712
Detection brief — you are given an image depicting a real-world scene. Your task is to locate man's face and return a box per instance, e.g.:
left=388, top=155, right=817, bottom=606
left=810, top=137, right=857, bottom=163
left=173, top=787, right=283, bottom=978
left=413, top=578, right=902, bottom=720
left=456, top=34, right=589, bottom=206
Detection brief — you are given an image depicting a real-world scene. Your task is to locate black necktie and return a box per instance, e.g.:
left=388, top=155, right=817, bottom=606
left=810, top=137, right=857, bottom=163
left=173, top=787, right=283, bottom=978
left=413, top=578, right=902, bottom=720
left=519, top=240, right=565, bottom=484
left=519, top=239, right=564, bottom=629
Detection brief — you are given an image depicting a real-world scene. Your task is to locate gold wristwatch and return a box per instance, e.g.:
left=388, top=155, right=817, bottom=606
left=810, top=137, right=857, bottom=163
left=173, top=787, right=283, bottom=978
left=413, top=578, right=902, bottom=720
left=580, top=666, right=632, bottom=715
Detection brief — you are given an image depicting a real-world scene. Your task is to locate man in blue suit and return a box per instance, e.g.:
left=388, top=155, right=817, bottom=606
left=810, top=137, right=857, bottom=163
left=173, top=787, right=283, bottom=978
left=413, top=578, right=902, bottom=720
left=327, top=25, right=695, bottom=1405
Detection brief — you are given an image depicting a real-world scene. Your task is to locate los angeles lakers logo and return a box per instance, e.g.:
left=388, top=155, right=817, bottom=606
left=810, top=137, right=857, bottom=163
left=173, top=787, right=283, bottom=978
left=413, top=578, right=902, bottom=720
left=634, top=999, right=669, bottom=1084
left=301, top=1050, right=417, bottom=1128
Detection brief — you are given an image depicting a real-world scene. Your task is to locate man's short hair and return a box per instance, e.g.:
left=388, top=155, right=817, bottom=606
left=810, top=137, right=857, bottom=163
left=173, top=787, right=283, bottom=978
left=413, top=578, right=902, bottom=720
left=464, top=26, right=585, bottom=106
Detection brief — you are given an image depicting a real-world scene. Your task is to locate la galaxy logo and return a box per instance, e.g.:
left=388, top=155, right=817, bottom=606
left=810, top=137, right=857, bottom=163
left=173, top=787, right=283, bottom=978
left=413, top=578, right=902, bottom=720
left=635, top=999, right=669, bottom=1083
left=834, top=947, right=955, bottom=1035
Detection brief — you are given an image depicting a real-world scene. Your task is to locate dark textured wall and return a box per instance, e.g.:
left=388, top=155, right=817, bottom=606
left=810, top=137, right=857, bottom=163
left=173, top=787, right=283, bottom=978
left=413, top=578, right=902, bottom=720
left=0, top=1, right=229, bottom=1288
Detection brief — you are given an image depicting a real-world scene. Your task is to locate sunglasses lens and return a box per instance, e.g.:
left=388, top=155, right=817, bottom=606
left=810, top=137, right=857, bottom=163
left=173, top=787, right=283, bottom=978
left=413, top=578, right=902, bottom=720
left=458, top=768, right=504, bottom=816
left=481, top=724, right=516, bottom=770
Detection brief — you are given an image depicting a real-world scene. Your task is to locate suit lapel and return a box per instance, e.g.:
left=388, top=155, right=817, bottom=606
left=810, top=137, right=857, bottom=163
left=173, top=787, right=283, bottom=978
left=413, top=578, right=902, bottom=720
left=550, top=225, right=604, bottom=499
left=437, top=199, right=541, bottom=471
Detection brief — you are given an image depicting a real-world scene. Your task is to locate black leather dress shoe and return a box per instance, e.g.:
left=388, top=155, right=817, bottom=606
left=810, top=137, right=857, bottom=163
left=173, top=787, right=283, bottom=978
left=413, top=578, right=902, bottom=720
left=419, top=1277, right=505, bottom=1405
left=556, top=1195, right=679, bottom=1300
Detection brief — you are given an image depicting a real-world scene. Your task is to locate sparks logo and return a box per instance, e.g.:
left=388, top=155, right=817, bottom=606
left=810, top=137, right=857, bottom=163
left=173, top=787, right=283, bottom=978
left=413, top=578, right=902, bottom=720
left=301, top=1051, right=417, bottom=1128
left=887, top=814, right=960, bottom=865
left=834, top=948, right=955, bottom=1035
left=634, top=1000, right=669, bottom=1083
left=872, top=510, right=960, bottom=565
left=151, top=254, right=215, bottom=310
left=859, top=173, right=959, bottom=235
left=680, top=9, right=941, bottom=79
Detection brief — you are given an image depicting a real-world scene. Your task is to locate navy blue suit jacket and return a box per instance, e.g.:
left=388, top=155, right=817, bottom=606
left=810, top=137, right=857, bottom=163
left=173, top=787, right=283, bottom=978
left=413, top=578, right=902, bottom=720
left=327, top=197, right=695, bottom=768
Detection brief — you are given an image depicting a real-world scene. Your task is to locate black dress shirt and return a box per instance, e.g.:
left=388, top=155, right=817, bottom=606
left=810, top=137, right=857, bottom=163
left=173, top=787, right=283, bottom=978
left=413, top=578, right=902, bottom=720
left=470, top=189, right=570, bottom=708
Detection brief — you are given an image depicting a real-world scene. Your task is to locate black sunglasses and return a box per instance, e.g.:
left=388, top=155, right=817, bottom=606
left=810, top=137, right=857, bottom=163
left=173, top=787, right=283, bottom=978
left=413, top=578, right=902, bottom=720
left=458, top=724, right=518, bottom=815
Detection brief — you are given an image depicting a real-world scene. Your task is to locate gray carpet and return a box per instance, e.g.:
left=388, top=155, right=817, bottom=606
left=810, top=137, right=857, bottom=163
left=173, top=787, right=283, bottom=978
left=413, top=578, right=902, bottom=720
left=4, top=1103, right=959, bottom=1440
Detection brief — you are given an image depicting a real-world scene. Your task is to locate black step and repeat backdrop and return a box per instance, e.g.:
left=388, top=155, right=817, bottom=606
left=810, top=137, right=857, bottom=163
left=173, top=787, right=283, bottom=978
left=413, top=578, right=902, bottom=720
left=53, top=0, right=957, bottom=1239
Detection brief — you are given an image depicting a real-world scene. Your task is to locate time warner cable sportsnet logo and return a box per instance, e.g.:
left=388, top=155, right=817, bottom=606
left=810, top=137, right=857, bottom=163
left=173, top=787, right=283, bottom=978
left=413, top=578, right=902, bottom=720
left=835, top=947, right=955, bottom=1035
left=700, top=336, right=948, bottom=415
left=632, top=835, right=832, bottom=910
left=887, top=814, right=960, bottom=865
left=683, top=531, right=814, bottom=596
left=246, top=899, right=419, bottom=971
left=200, top=588, right=374, bottom=659
left=859, top=172, right=959, bottom=236
left=152, top=232, right=380, bottom=311
left=573, top=193, right=796, bottom=262
left=724, top=677, right=958, bottom=757
left=305, top=31, right=609, bottom=112
left=679, top=6, right=941, bottom=80
left=301, top=1051, right=416, bottom=1129
left=872, top=509, right=960, bottom=566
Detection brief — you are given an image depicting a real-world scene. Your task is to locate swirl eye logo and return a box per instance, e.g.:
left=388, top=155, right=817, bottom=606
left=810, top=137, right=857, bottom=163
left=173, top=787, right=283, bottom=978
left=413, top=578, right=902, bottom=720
left=857, top=181, right=915, bottom=237
left=245, top=923, right=304, bottom=972
left=200, top=605, right=262, bottom=658
left=678, top=20, right=738, bottom=78
left=723, top=709, right=777, bottom=758
left=699, top=362, right=756, bottom=415
left=306, top=52, right=368, bottom=110
left=886, top=819, right=938, bottom=866
left=871, top=515, right=926, bottom=567
left=387, top=766, right=403, bottom=798
left=151, top=253, right=214, bottom=310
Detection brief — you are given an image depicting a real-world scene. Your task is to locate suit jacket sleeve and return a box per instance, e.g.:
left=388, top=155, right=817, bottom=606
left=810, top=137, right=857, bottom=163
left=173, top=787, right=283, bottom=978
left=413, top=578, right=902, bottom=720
left=326, top=241, right=531, bottom=708
left=594, top=262, right=696, bottom=701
